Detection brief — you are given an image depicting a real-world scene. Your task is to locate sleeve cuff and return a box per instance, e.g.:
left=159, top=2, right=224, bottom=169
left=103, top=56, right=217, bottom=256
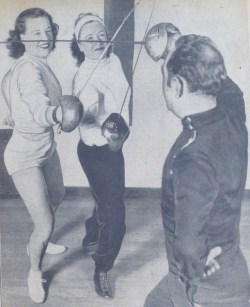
left=45, top=106, right=59, bottom=126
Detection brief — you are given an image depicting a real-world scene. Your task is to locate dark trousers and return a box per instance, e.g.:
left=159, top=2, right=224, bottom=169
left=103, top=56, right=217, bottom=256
left=144, top=249, right=250, bottom=307
left=77, top=141, right=126, bottom=272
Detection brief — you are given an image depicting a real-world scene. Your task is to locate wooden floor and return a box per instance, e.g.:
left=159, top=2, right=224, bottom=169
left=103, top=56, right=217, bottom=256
left=1, top=193, right=250, bottom=307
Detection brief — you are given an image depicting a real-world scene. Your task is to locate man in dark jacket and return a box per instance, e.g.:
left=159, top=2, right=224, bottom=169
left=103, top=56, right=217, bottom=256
left=144, top=34, right=250, bottom=306
left=144, top=23, right=246, bottom=124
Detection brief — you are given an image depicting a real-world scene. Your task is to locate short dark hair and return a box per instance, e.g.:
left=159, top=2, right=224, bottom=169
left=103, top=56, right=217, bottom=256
left=166, top=34, right=227, bottom=97
left=6, top=8, right=59, bottom=59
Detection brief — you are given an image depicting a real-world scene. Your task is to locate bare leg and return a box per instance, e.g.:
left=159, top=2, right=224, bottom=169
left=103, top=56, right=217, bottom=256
left=42, top=150, right=67, bottom=254
left=12, top=167, right=54, bottom=271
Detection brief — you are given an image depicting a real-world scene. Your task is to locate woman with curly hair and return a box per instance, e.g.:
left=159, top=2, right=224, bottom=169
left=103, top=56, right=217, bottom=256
left=71, top=13, right=130, bottom=299
left=2, top=8, right=66, bottom=303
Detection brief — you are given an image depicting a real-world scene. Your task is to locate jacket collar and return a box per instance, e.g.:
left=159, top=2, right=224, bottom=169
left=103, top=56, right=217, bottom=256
left=181, top=106, right=224, bottom=131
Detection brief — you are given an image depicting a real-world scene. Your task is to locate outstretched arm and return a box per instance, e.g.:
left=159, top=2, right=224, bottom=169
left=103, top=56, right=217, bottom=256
left=18, top=62, right=59, bottom=127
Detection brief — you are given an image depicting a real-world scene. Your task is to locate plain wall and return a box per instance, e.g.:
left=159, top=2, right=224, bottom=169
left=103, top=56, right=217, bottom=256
left=0, top=0, right=249, bottom=188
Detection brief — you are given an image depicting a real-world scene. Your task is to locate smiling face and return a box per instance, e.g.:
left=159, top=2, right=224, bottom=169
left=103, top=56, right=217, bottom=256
left=20, top=16, right=53, bottom=59
left=78, top=21, right=108, bottom=60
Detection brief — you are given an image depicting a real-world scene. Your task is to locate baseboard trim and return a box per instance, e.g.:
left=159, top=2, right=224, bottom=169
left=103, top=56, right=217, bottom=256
left=65, top=187, right=161, bottom=199
left=2, top=187, right=250, bottom=200
left=0, top=187, right=161, bottom=199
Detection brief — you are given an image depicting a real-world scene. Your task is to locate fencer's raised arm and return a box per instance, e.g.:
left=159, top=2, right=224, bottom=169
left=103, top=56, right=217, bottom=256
left=12, top=59, right=62, bottom=128
left=145, top=23, right=246, bottom=124
left=18, top=62, right=59, bottom=127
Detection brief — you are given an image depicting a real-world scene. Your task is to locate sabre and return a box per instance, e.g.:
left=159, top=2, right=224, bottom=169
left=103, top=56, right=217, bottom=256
left=0, top=39, right=145, bottom=44
left=118, top=0, right=157, bottom=119
left=57, top=1, right=141, bottom=134
left=57, top=1, right=141, bottom=135
left=76, top=0, right=140, bottom=99
left=102, top=0, right=157, bottom=144
left=2, top=2, right=142, bottom=136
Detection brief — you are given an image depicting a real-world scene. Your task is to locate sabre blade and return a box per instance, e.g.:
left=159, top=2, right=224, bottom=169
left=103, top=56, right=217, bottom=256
left=0, top=39, right=145, bottom=44
left=118, top=0, right=157, bottom=122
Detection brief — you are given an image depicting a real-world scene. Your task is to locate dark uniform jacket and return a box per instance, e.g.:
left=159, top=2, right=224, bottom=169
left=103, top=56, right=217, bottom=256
left=161, top=77, right=248, bottom=283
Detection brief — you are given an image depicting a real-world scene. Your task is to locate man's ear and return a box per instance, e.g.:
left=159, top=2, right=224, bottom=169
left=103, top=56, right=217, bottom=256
left=171, top=75, right=184, bottom=98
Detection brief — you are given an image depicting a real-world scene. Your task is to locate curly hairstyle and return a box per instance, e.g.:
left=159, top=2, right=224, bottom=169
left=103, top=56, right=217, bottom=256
left=70, top=34, right=86, bottom=67
left=166, top=34, right=227, bottom=97
left=7, top=8, right=59, bottom=59
left=70, top=13, right=112, bottom=67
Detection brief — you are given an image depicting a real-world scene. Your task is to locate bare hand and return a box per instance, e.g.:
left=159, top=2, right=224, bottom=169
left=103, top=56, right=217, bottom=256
left=203, top=246, right=222, bottom=278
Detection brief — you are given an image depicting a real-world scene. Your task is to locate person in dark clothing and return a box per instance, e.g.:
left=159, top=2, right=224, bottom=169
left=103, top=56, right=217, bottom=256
left=144, top=34, right=250, bottom=307
left=144, top=23, right=246, bottom=124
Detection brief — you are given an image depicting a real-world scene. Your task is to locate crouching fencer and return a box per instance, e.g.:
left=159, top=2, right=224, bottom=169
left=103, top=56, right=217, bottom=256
left=71, top=13, right=130, bottom=299
left=2, top=8, right=83, bottom=304
left=144, top=33, right=250, bottom=306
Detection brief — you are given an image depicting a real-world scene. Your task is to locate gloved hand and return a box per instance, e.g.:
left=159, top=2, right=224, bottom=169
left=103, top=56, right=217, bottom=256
left=104, top=131, right=124, bottom=152
left=101, top=113, right=130, bottom=152
left=57, top=95, right=84, bottom=133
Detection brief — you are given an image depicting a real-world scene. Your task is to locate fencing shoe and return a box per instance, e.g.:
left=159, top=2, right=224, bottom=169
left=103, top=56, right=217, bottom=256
left=27, top=269, right=46, bottom=303
left=94, top=269, right=112, bottom=299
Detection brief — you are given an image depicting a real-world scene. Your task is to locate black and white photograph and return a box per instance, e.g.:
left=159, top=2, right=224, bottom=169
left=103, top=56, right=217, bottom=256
left=0, top=0, right=250, bottom=306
